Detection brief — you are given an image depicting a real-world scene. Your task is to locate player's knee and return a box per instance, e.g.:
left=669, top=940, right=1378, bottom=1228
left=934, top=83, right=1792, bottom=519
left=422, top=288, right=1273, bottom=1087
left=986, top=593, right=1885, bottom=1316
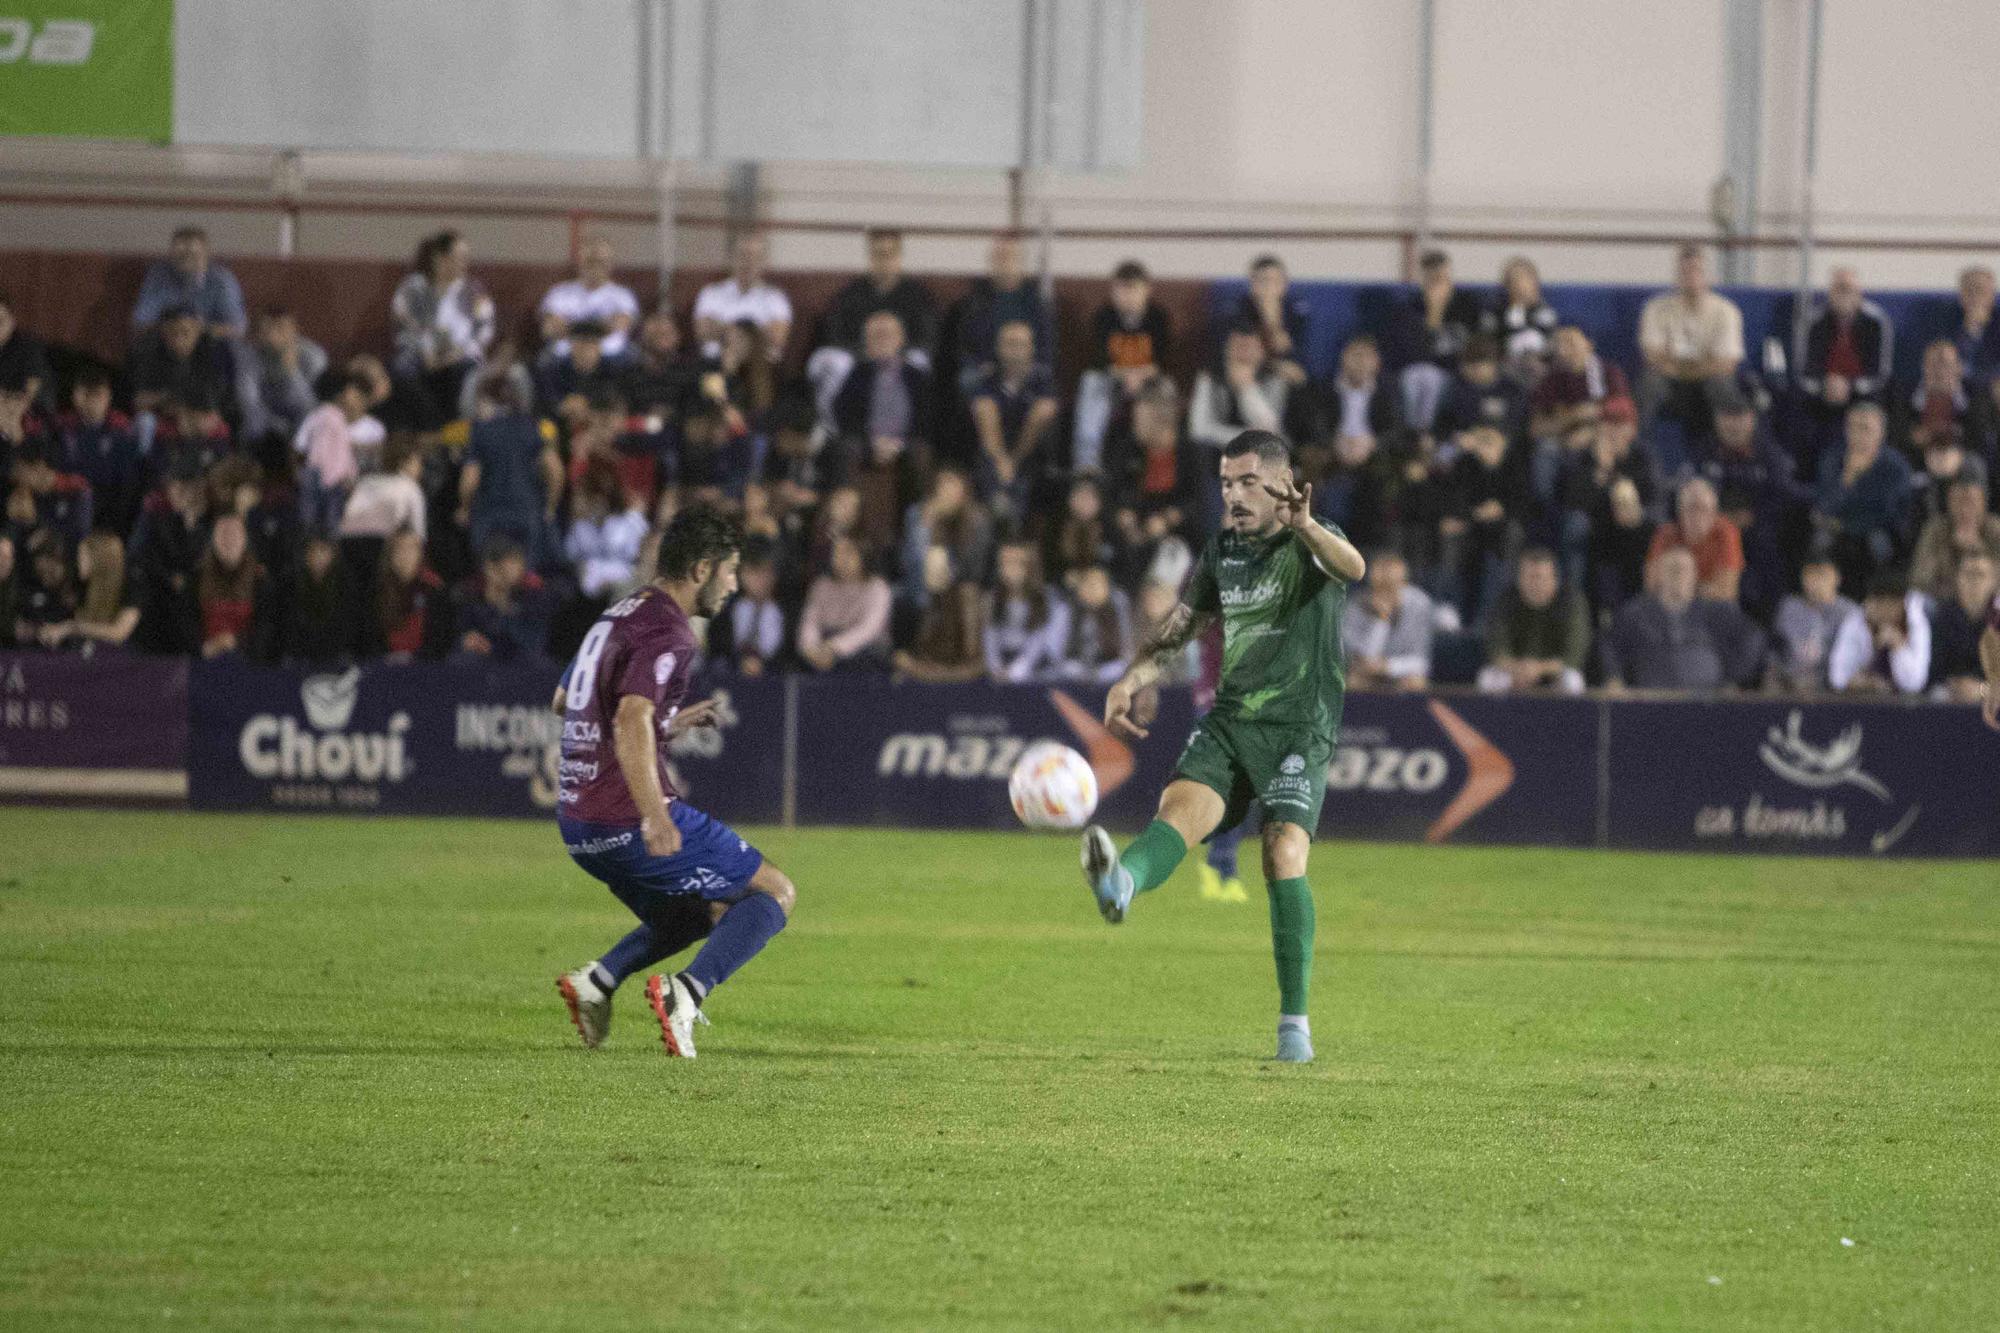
left=753, top=866, right=797, bottom=917
left=1260, top=823, right=1309, bottom=881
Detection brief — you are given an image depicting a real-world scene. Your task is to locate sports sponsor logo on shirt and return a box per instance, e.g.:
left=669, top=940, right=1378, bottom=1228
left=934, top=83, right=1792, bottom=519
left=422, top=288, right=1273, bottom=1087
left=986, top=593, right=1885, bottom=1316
left=1219, top=575, right=1283, bottom=610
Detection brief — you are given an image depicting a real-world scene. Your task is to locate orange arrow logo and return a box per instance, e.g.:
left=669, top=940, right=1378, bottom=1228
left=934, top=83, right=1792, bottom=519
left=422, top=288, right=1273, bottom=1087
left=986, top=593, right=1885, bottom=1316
left=1050, top=690, right=1136, bottom=796
left=1424, top=700, right=1514, bottom=843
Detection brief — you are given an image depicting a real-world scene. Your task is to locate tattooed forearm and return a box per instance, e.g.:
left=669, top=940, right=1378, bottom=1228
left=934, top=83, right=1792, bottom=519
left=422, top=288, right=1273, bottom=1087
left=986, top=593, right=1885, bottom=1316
left=1124, top=602, right=1211, bottom=689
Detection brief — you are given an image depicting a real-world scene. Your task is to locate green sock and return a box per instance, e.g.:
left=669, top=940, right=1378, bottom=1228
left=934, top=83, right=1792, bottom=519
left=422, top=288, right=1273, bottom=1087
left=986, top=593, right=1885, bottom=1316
left=1267, top=876, right=1316, bottom=1015
left=1118, top=820, right=1188, bottom=895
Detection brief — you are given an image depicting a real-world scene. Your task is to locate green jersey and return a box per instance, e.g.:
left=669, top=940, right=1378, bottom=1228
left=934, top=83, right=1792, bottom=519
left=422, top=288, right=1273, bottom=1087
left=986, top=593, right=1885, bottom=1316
left=1184, top=520, right=1352, bottom=737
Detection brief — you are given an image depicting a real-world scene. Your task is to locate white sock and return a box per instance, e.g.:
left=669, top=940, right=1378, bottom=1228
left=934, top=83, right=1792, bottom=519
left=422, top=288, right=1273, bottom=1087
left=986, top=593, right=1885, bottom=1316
left=1278, top=1014, right=1309, bottom=1035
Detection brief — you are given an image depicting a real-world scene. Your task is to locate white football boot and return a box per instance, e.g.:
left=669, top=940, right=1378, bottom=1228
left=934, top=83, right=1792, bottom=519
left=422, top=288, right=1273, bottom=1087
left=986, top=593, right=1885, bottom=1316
left=556, top=967, right=611, bottom=1049
left=644, top=973, right=710, bottom=1058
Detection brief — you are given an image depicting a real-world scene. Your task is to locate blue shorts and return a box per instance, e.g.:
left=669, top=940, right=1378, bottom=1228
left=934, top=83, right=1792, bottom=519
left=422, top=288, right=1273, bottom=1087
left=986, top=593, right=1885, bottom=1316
left=560, top=805, right=765, bottom=924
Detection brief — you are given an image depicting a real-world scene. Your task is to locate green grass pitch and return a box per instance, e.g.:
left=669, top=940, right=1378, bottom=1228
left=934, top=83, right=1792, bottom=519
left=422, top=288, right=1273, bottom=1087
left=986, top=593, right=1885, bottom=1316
left=2, top=808, right=1997, bottom=1330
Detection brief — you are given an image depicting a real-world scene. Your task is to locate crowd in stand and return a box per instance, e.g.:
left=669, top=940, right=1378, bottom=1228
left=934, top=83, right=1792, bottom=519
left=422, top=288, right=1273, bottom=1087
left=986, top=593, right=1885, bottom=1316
left=3, top=223, right=1998, bottom=702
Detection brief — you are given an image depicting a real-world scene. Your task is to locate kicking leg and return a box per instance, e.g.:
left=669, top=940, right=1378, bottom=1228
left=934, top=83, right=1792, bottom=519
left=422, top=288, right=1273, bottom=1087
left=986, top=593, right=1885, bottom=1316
left=1081, top=780, right=1225, bottom=924
left=1261, top=821, right=1316, bottom=1063
left=560, top=898, right=718, bottom=1048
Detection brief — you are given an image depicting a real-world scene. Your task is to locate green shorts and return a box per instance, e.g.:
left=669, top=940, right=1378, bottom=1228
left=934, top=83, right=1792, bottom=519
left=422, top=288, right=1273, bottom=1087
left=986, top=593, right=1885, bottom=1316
left=1171, top=713, right=1333, bottom=840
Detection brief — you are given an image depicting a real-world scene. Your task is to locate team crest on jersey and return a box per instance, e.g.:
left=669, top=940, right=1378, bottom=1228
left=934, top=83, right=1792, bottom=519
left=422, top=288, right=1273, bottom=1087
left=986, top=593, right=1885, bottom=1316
left=1281, top=753, right=1306, bottom=775
left=654, top=652, right=677, bottom=684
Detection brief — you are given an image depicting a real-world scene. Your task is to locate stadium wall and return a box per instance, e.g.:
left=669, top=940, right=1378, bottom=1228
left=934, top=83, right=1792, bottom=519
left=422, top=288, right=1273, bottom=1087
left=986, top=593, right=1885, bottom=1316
left=8, top=652, right=1996, bottom=860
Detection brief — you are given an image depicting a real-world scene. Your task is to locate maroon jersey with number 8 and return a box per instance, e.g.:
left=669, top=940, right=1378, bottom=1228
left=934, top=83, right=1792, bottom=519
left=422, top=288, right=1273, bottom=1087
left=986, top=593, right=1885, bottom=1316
left=558, top=587, right=699, bottom=824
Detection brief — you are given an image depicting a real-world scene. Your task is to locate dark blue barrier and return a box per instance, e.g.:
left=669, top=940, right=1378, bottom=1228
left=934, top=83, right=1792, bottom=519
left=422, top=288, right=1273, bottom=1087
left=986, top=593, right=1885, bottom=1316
left=187, top=658, right=785, bottom=821
left=1206, top=279, right=1961, bottom=386
left=1606, top=697, right=2000, bottom=858
left=0, top=651, right=188, bottom=800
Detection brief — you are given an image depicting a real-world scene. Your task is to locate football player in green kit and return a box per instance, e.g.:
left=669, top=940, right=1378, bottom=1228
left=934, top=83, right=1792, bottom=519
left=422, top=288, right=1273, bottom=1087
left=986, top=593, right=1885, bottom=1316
left=1082, top=429, right=1366, bottom=1063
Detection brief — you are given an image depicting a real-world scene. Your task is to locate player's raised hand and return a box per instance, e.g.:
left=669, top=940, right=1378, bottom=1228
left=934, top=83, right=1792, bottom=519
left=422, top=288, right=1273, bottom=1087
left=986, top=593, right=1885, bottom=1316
left=1265, top=477, right=1314, bottom=530
left=1104, top=677, right=1150, bottom=740
left=667, top=696, right=724, bottom=735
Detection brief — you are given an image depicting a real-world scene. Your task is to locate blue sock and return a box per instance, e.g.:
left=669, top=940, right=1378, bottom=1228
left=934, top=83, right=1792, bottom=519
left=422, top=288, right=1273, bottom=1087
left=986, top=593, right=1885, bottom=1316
left=597, top=904, right=715, bottom=990
left=1208, top=823, right=1245, bottom=877
left=683, top=893, right=787, bottom=997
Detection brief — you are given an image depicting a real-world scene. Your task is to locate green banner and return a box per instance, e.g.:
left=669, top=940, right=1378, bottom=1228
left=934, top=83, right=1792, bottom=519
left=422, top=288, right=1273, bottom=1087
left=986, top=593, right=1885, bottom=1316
left=0, top=0, right=173, bottom=141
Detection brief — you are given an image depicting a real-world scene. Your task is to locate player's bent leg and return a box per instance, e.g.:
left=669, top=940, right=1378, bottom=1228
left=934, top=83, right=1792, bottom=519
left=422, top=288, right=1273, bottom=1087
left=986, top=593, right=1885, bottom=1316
left=746, top=860, right=797, bottom=916
left=1260, top=822, right=1316, bottom=1064
left=1081, top=780, right=1225, bottom=925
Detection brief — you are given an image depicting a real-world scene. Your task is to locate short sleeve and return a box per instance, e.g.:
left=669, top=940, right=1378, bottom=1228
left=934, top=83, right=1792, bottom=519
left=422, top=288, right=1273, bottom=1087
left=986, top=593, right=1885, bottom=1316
left=613, top=631, right=674, bottom=705
left=1185, top=542, right=1220, bottom=615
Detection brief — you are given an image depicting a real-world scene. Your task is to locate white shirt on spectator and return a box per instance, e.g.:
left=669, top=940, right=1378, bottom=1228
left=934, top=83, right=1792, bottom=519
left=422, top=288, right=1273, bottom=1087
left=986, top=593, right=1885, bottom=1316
left=340, top=473, right=427, bottom=542
left=564, top=509, right=650, bottom=597
left=1827, top=592, right=1930, bottom=693
left=540, top=279, right=641, bottom=357
left=728, top=597, right=786, bottom=664
left=693, top=278, right=793, bottom=358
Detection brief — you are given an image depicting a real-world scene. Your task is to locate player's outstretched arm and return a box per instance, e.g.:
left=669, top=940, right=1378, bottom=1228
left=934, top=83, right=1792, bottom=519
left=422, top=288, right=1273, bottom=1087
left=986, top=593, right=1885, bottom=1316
left=1106, top=600, right=1214, bottom=739
left=1265, top=479, right=1366, bottom=582
left=613, top=693, right=682, bottom=856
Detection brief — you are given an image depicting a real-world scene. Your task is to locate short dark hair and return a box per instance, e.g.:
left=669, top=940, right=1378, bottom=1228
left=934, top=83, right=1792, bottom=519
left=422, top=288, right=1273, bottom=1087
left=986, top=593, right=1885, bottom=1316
left=865, top=227, right=903, bottom=246
left=71, top=365, right=112, bottom=393
left=1461, top=333, right=1501, bottom=365
left=1419, top=249, right=1450, bottom=271
left=161, top=304, right=200, bottom=324
left=1864, top=569, right=1908, bottom=601
left=1221, top=429, right=1290, bottom=470
left=1112, top=259, right=1149, bottom=283
left=568, top=318, right=608, bottom=341
left=657, top=504, right=742, bottom=581
left=1518, top=545, right=1558, bottom=567
left=1249, top=253, right=1285, bottom=274
left=171, top=226, right=208, bottom=245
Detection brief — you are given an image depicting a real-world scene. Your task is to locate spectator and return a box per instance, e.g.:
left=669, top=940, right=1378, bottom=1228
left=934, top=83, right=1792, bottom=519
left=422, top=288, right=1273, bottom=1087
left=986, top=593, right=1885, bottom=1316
left=893, top=545, right=986, bottom=683
left=293, top=372, right=372, bottom=535
left=1482, top=256, right=1561, bottom=376
left=129, top=461, right=210, bottom=654
left=811, top=229, right=941, bottom=413
left=1647, top=477, right=1744, bottom=602
left=343, top=354, right=395, bottom=463
left=536, top=320, right=621, bottom=428
left=1944, top=264, right=1999, bottom=389
left=968, top=320, right=1059, bottom=519
left=274, top=534, right=357, bottom=666
left=899, top=468, right=992, bottom=605
left=798, top=535, right=891, bottom=671
left=1190, top=324, right=1290, bottom=532
left=1478, top=547, right=1589, bottom=693
left=621, top=308, right=701, bottom=428
left=151, top=387, right=234, bottom=480
left=1909, top=471, right=2000, bottom=601
left=1341, top=550, right=1433, bottom=689
left=1585, top=478, right=1656, bottom=623
left=564, top=455, right=649, bottom=598
left=373, top=528, right=447, bottom=660
left=713, top=539, right=787, bottom=676
left=36, top=531, right=138, bottom=650
left=131, top=227, right=246, bottom=340
left=1561, top=399, right=1658, bottom=564
left=0, top=533, right=17, bottom=647
left=129, top=307, right=235, bottom=419
left=0, top=293, right=51, bottom=407
left=1385, top=249, right=1484, bottom=433
left=832, top=311, right=935, bottom=553
left=391, top=230, right=495, bottom=427
left=1900, top=338, right=1997, bottom=471
left=1929, top=552, right=1998, bottom=702
left=1437, top=335, right=1530, bottom=449
left=1043, top=472, right=1123, bottom=583
left=1110, top=378, right=1201, bottom=559
left=1530, top=326, right=1631, bottom=445
left=805, top=484, right=866, bottom=579
left=1800, top=266, right=1894, bottom=409
left=339, top=435, right=428, bottom=543
left=707, top=319, right=778, bottom=437
left=241, top=307, right=328, bottom=443
left=1131, top=577, right=1201, bottom=684
left=16, top=527, right=77, bottom=643
left=984, top=538, right=1067, bottom=683
left=7, top=442, right=92, bottom=550
left=1438, top=424, right=1523, bottom=624
left=1693, top=392, right=1807, bottom=617
left=1772, top=552, right=1860, bottom=693
left=1829, top=573, right=1930, bottom=694
left=0, top=369, right=44, bottom=470
left=1073, top=259, right=1173, bottom=472
left=196, top=513, right=265, bottom=659
left=1316, top=333, right=1409, bottom=471
left=1601, top=548, right=1765, bottom=691
left=694, top=232, right=792, bottom=359
left=1231, top=254, right=1310, bottom=387
left=51, top=369, right=143, bottom=538
left=761, top=394, right=835, bottom=525
left=1052, top=564, right=1132, bottom=683
left=953, top=233, right=1053, bottom=387
left=460, top=378, right=561, bottom=563
left=1814, top=402, right=1912, bottom=592
left=1637, top=244, right=1744, bottom=430
left=539, top=234, right=640, bottom=358
left=455, top=536, right=550, bottom=662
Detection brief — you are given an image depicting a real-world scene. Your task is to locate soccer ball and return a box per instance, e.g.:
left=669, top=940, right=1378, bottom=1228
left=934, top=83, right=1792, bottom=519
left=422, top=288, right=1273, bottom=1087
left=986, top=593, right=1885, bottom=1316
left=1009, top=742, right=1099, bottom=830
